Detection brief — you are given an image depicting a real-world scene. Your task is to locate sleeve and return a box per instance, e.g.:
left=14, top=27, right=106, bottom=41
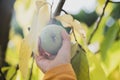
left=43, top=63, right=77, bottom=80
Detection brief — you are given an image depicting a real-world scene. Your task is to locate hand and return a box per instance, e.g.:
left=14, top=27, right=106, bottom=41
left=34, top=30, right=71, bottom=73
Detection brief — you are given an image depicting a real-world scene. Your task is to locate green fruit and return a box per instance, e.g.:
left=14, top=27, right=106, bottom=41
left=40, top=24, right=65, bottom=55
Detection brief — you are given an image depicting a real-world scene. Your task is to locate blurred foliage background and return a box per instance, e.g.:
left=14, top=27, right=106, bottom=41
left=0, top=0, right=120, bottom=80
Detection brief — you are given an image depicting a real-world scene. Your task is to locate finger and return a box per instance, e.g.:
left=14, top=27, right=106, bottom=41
left=55, top=30, right=71, bottom=62
left=61, top=30, right=71, bottom=52
left=34, top=54, right=44, bottom=62
left=62, top=30, right=70, bottom=41
left=34, top=54, right=51, bottom=73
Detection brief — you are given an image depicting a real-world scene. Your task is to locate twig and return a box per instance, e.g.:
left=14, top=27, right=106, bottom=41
left=109, top=1, right=120, bottom=3
left=72, top=27, right=77, bottom=42
left=88, top=0, right=109, bottom=44
left=0, top=67, right=6, bottom=80
left=10, top=65, right=19, bottom=80
left=72, top=27, right=86, bottom=52
left=28, top=53, right=34, bottom=80
left=54, top=0, right=66, bottom=17
left=49, top=0, right=66, bottom=24
left=62, top=9, right=68, bottom=14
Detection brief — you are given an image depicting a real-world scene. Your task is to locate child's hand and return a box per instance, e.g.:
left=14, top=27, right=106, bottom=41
left=34, top=30, right=71, bottom=73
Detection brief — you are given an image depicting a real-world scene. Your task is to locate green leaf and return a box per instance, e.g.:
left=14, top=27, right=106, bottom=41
left=108, top=66, right=120, bottom=80
left=98, top=0, right=106, bottom=5
left=1, top=67, right=9, bottom=73
left=19, top=38, right=32, bottom=79
left=71, top=43, right=89, bottom=80
left=102, top=40, right=120, bottom=75
left=6, top=66, right=17, bottom=80
left=101, top=22, right=120, bottom=60
left=87, top=51, right=108, bottom=80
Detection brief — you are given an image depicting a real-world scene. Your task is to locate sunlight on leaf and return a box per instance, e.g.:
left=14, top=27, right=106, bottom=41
left=19, top=38, right=32, bottom=79
left=19, top=0, right=50, bottom=79
left=87, top=51, right=108, bottom=80
left=108, top=66, right=120, bottom=80
left=37, top=0, right=50, bottom=28
left=6, top=66, right=16, bottom=80
left=98, top=0, right=105, bottom=5
left=31, top=61, right=44, bottom=80
left=1, top=67, right=9, bottom=73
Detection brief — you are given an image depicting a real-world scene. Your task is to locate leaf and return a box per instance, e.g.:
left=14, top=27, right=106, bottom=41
left=19, top=0, right=50, bottom=78
left=71, top=20, right=86, bottom=43
left=71, top=43, right=78, bottom=58
left=36, top=0, right=46, bottom=10
left=37, top=0, right=50, bottom=29
left=19, top=38, right=32, bottom=79
left=6, top=66, right=17, bottom=80
left=71, top=43, right=89, bottom=80
left=56, top=14, right=73, bottom=27
left=30, top=0, right=50, bottom=54
left=1, top=67, right=9, bottom=73
left=98, top=0, right=106, bottom=5
left=56, top=14, right=87, bottom=46
left=102, top=40, right=120, bottom=75
left=87, top=51, right=108, bottom=80
left=101, top=22, right=120, bottom=60
left=108, top=66, right=120, bottom=80
left=31, top=61, right=44, bottom=80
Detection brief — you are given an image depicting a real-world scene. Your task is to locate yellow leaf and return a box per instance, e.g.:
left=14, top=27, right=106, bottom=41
left=37, top=1, right=50, bottom=28
left=56, top=14, right=87, bottom=46
left=29, top=0, right=50, bottom=54
left=19, top=0, right=50, bottom=78
left=36, top=0, right=46, bottom=10
left=56, top=14, right=73, bottom=27
left=19, top=38, right=32, bottom=79
left=31, top=0, right=50, bottom=32
left=87, top=50, right=108, bottom=80
left=6, top=66, right=16, bottom=80
left=71, top=20, right=86, bottom=45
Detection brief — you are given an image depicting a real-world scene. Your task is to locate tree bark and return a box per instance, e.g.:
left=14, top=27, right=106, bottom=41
left=0, top=0, right=15, bottom=67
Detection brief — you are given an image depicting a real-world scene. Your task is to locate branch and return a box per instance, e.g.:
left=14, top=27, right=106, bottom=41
left=28, top=53, right=34, bottom=80
left=54, top=0, right=66, bottom=17
left=0, top=67, right=6, bottom=80
left=62, top=9, right=68, bottom=14
left=49, top=0, right=66, bottom=24
left=88, top=0, right=109, bottom=44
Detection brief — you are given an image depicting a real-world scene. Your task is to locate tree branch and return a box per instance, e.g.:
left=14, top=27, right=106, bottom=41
left=62, top=9, right=68, bottom=14
left=49, top=0, right=66, bottom=24
left=54, top=0, right=66, bottom=17
left=88, top=0, right=109, bottom=44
